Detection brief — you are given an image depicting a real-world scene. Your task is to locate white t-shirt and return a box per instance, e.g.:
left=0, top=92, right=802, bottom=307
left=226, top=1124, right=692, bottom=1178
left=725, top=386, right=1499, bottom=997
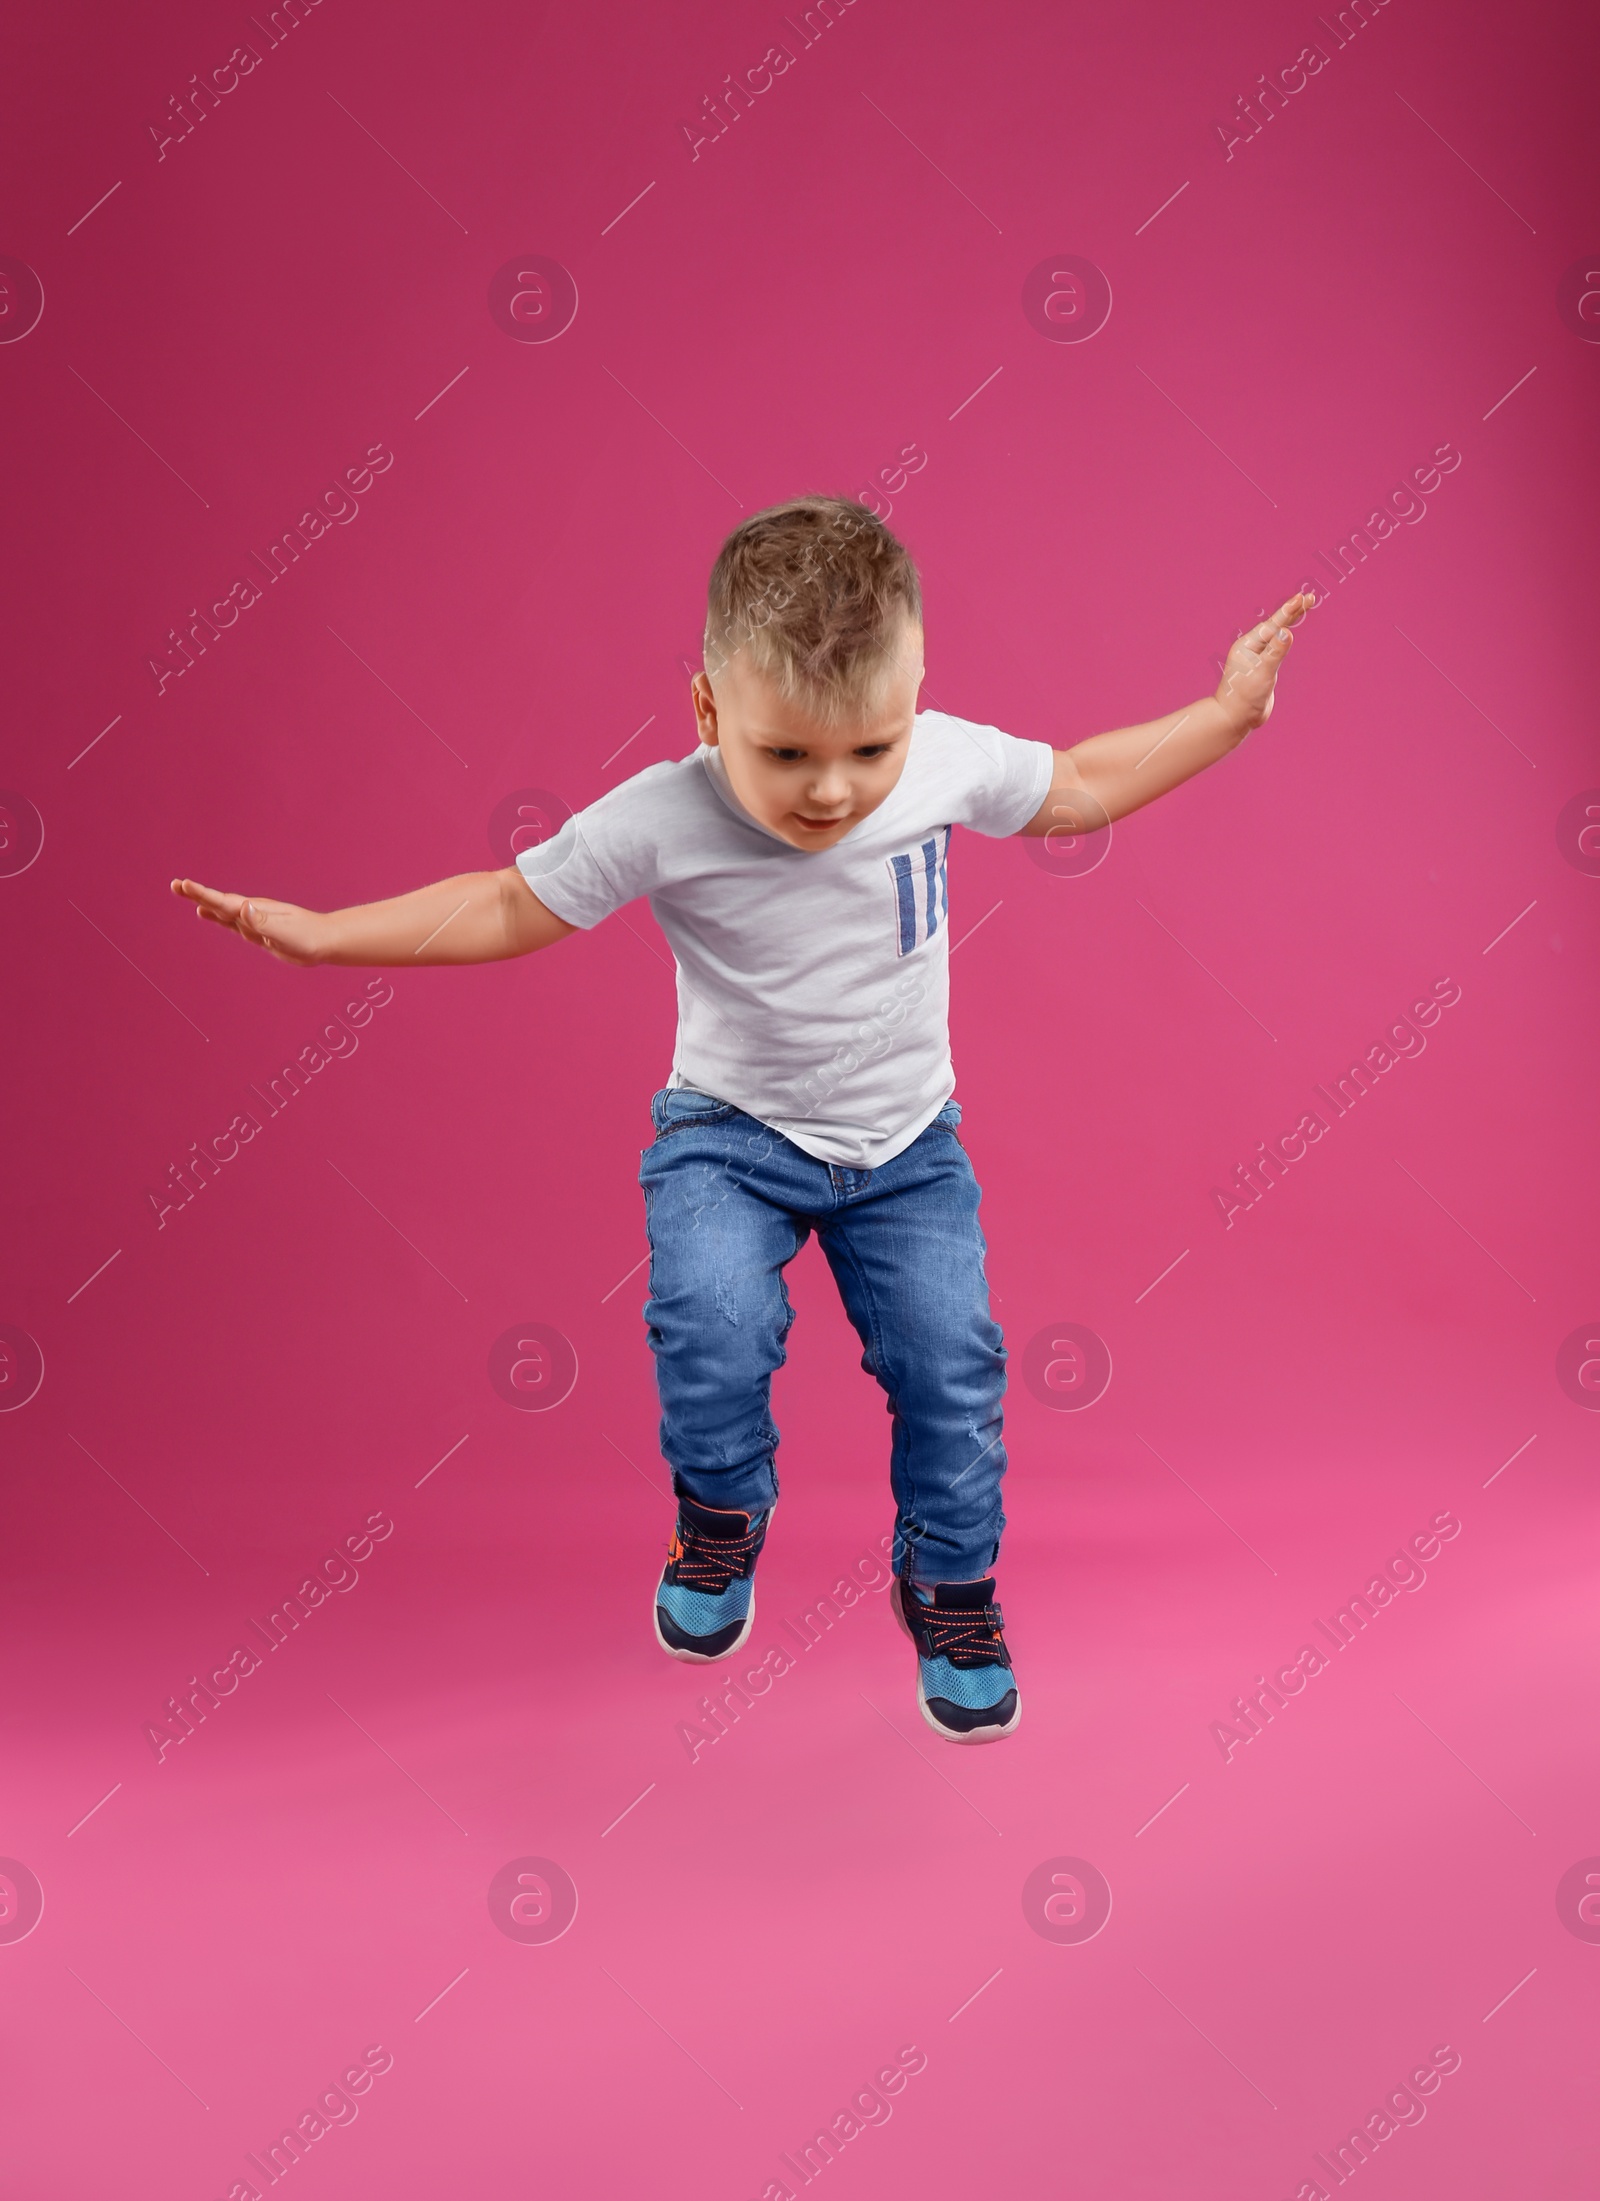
left=516, top=709, right=1054, bottom=1168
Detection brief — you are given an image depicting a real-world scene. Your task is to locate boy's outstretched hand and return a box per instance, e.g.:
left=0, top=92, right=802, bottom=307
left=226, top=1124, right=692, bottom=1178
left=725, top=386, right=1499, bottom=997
left=171, top=879, right=326, bottom=965
left=171, top=866, right=574, bottom=967
left=1215, top=593, right=1312, bottom=731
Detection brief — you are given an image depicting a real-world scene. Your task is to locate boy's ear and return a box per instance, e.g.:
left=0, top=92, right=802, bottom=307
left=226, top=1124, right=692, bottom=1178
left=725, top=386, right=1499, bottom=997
left=691, top=670, right=719, bottom=746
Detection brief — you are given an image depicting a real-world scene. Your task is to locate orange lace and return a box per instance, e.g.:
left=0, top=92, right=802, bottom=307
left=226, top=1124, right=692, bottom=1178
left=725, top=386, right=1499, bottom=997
left=668, top=1517, right=761, bottom=1598
left=918, top=1602, right=1007, bottom=1667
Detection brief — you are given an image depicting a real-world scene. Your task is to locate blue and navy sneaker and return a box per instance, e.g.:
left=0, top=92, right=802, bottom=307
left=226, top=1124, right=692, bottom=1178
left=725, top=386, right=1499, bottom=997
left=896, top=1574, right=1020, bottom=1743
left=653, top=1495, right=771, bottom=1662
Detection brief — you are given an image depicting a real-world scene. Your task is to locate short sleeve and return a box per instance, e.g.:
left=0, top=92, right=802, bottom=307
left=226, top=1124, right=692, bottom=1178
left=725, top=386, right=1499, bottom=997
left=514, top=817, right=629, bottom=928
left=513, top=760, right=674, bottom=927
left=922, top=712, right=1054, bottom=837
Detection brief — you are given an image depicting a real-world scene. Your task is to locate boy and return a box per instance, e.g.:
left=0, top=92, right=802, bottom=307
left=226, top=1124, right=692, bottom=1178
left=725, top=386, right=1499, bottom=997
left=174, top=498, right=1307, bottom=1744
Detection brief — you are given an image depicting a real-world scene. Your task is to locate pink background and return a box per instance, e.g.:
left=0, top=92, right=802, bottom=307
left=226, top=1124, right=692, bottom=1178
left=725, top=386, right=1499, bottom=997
left=3, top=0, right=1597, bottom=2193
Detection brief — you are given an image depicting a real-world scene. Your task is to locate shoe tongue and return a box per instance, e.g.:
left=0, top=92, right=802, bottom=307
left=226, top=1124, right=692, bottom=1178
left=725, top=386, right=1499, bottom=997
left=930, top=1578, right=995, bottom=1610
left=679, top=1497, right=752, bottom=1539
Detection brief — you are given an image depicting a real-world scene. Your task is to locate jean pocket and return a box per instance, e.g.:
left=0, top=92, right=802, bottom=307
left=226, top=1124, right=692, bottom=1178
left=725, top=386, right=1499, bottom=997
left=650, top=1086, right=740, bottom=1137
left=931, top=1098, right=965, bottom=1148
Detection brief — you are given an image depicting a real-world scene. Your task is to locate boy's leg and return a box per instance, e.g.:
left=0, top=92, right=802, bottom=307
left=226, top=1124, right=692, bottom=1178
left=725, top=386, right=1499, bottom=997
left=813, top=1108, right=1007, bottom=1589
left=816, top=1109, right=1018, bottom=1740
left=637, top=1091, right=814, bottom=1519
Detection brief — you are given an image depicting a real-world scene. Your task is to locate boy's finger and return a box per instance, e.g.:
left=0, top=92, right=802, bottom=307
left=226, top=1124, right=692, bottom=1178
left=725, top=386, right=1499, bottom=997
left=1240, top=595, right=1310, bottom=650
left=181, top=879, right=247, bottom=924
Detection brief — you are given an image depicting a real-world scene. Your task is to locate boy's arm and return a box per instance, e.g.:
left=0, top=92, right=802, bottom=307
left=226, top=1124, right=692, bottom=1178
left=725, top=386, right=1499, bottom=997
left=1019, top=593, right=1310, bottom=837
left=169, top=866, right=575, bottom=967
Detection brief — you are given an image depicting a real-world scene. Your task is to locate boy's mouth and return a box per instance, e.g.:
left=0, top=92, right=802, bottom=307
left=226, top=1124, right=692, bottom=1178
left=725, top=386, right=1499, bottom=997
left=793, top=812, right=850, bottom=832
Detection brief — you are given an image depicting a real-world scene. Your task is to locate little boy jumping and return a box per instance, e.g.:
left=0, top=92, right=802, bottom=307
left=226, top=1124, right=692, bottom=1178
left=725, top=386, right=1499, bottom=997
left=174, top=498, right=1307, bottom=1743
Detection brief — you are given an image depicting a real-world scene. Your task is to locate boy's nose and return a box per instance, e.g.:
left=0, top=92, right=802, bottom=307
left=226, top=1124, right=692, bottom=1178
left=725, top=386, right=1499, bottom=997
left=806, top=771, right=851, bottom=809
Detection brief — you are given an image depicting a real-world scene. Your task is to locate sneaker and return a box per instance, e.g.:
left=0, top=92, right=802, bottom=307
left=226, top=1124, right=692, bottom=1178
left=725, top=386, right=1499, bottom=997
left=896, top=1575, right=1020, bottom=1742
left=653, top=1495, right=771, bottom=1662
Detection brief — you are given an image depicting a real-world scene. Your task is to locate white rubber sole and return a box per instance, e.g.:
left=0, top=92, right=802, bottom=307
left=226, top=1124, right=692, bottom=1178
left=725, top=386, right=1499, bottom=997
left=652, top=1582, right=757, bottom=1664
left=916, top=1670, right=1022, bottom=1743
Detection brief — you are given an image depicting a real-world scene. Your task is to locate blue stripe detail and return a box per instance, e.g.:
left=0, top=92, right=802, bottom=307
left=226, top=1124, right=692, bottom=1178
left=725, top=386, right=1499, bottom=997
left=889, top=830, right=954, bottom=955
left=889, top=852, right=917, bottom=956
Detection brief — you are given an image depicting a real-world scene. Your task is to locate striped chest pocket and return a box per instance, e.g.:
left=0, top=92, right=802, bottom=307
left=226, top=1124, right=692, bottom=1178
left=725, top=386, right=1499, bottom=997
left=887, top=828, right=951, bottom=957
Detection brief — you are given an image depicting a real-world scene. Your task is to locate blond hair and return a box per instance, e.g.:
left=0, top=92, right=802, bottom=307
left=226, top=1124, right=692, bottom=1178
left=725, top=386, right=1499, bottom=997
left=704, top=496, right=922, bottom=722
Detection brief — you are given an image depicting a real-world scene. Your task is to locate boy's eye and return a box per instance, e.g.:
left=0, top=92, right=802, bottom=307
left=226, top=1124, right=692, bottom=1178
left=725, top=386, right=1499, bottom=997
left=762, top=742, right=894, bottom=761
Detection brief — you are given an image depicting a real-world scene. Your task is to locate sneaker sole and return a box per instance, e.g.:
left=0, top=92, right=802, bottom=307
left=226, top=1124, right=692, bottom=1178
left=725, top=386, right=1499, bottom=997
left=916, top=1670, right=1022, bottom=1743
left=653, top=1582, right=757, bottom=1665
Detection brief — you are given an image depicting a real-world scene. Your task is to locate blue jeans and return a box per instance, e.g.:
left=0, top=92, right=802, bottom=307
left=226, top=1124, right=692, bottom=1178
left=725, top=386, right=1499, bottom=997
left=637, top=1088, right=1008, bottom=1586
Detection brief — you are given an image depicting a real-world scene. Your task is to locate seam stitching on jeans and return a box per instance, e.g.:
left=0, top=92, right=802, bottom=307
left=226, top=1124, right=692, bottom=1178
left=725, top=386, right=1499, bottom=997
left=821, top=1225, right=925, bottom=1555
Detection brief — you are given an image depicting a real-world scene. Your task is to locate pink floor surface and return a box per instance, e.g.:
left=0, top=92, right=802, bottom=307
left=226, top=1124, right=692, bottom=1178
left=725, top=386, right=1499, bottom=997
left=4, top=0, right=1597, bottom=2193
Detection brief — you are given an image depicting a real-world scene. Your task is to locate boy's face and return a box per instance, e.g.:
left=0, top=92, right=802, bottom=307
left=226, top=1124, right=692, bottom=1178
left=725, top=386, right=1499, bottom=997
left=692, top=623, right=924, bottom=853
